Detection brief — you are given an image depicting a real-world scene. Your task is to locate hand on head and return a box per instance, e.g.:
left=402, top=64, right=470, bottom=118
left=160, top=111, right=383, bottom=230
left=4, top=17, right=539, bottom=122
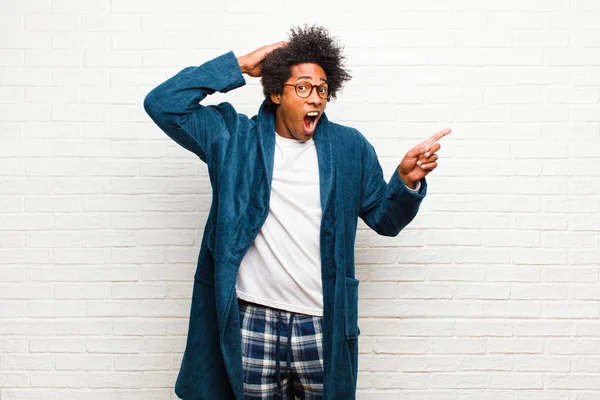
left=237, top=42, right=288, bottom=78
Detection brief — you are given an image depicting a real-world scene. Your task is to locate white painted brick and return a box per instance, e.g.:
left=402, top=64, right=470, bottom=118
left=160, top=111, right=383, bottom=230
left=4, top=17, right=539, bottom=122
left=80, top=87, right=138, bottom=104
left=487, top=373, right=543, bottom=389
left=514, top=321, right=571, bottom=337
left=0, top=319, right=55, bottom=335
left=25, top=50, right=84, bottom=67
left=26, top=267, right=79, bottom=282
left=143, top=337, right=186, bottom=353
left=140, top=197, right=195, bottom=212
left=0, top=50, right=24, bottom=66
left=28, top=300, right=86, bottom=317
left=487, top=339, right=543, bottom=354
left=571, top=216, right=600, bottom=231
left=430, top=339, right=486, bottom=355
left=1, top=355, right=54, bottom=371
left=138, top=300, right=191, bottom=318
left=397, top=319, right=454, bottom=338
left=87, top=338, right=143, bottom=354
left=80, top=265, right=140, bottom=282
left=396, top=283, right=453, bottom=299
left=29, top=339, right=86, bottom=353
left=0, top=178, right=52, bottom=194
left=113, top=319, right=168, bottom=336
left=454, top=321, right=513, bottom=337
left=511, top=284, right=568, bottom=300
left=428, top=266, right=485, bottom=282
left=458, top=356, right=513, bottom=371
left=143, top=371, right=178, bottom=388
left=516, top=356, right=570, bottom=372
left=110, top=248, right=164, bottom=264
left=0, top=250, right=50, bottom=264
left=54, top=283, right=110, bottom=299
left=24, top=15, right=79, bottom=31
left=0, top=32, right=52, bottom=49
left=0, top=284, right=53, bottom=299
left=88, top=372, right=144, bottom=388
left=1, top=68, right=51, bottom=86
left=546, top=198, right=599, bottom=213
left=372, top=373, right=428, bottom=389
left=137, top=230, right=194, bottom=246
left=372, top=339, right=427, bottom=355
left=82, top=231, right=137, bottom=247
left=25, top=197, right=80, bottom=212
left=425, top=230, right=481, bottom=246
left=544, top=304, right=599, bottom=319
left=111, top=283, right=167, bottom=299
left=547, top=374, right=600, bottom=390
left=165, top=283, right=193, bottom=299
left=359, top=282, right=396, bottom=299
left=86, top=300, right=142, bottom=317
left=25, top=122, right=82, bottom=139
left=53, top=32, right=110, bottom=50
left=85, top=50, right=142, bottom=68
left=427, top=301, right=483, bottom=318
left=83, top=196, right=139, bottom=212
left=55, top=319, right=112, bottom=335
left=482, top=302, right=540, bottom=318
left=570, top=357, right=600, bottom=372
left=55, top=355, right=113, bottom=371
left=429, top=373, right=487, bottom=389
left=399, top=356, right=456, bottom=372
left=54, top=214, right=110, bottom=229
left=482, top=231, right=540, bottom=248
left=0, top=373, right=29, bottom=388
left=141, top=265, right=193, bottom=281
left=53, top=249, right=110, bottom=264
left=52, top=69, right=108, bottom=86
left=115, top=355, right=171, bottom=371
left=0, top=232, right=25, bottom=247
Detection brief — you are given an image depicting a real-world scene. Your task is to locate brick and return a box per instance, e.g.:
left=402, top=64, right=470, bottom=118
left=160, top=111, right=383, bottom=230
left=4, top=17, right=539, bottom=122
left=29, top=339, right=86, bottom=353
left=399, top=356, right=456, bottom=372
left=55, top=355, right=113, bottom=371
left=459, top=356, right=513, bottom=371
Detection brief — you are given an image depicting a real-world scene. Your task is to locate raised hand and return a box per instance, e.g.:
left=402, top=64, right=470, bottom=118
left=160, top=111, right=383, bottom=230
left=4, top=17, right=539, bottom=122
left=237, top=41, right=288, bottom=78
left=398, top=128, right=451, bottom=189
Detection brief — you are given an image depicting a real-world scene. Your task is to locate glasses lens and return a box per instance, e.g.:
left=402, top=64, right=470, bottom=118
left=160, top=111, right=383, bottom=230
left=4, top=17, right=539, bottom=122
left=295, top=82, right=312, bottom=98
left=317, top=85, right=329, bottom=99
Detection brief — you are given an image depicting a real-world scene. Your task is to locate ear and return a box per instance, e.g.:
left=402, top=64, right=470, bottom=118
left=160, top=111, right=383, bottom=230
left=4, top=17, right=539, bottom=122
left=270, top=93, right=281, bottom=105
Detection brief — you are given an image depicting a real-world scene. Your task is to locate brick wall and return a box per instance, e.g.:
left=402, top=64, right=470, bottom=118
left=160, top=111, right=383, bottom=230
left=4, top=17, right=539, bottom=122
left=1, top=0, right=599, bottom=399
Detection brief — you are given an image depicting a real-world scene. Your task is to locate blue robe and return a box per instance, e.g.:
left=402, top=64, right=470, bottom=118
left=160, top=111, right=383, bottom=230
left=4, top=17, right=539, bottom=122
left=144, top=51, right=426, bottom=399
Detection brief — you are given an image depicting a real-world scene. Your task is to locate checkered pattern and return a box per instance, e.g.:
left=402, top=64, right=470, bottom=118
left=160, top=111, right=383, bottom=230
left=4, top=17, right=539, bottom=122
left=238, top=300, right=324, bottom=400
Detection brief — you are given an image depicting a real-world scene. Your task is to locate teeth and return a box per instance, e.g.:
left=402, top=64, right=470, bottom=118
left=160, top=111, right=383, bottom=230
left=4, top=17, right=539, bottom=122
left=307, top=112, right=318, bottom=117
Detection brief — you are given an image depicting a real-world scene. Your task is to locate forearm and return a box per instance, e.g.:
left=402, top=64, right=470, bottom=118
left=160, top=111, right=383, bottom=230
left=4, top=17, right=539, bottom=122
left=361, top=172, right=426, bottom=237
left=143, top=51, right=245, bottom=160
left=144, top=51, right=245, bottom=123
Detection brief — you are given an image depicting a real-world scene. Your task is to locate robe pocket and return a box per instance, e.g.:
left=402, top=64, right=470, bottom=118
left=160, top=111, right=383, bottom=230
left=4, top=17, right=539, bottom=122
left=345, top=277, right=360, bottom=340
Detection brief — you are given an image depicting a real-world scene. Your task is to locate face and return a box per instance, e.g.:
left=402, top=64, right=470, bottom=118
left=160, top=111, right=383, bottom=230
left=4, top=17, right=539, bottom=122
left=271, top=63, right=328, bottom=141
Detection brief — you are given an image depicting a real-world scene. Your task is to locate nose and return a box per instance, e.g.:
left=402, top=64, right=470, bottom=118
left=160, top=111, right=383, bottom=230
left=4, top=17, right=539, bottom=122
left=307, top=87, right=323, bottom=106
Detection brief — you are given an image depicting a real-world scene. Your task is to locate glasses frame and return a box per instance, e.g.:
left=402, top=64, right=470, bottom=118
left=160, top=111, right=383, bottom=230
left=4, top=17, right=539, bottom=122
left=283, top=81, right=330, bottom=100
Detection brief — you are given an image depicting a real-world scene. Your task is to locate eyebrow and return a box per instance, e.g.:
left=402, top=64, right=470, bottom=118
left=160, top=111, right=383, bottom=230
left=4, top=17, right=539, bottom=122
left=296, top=75, right=328, bottom=83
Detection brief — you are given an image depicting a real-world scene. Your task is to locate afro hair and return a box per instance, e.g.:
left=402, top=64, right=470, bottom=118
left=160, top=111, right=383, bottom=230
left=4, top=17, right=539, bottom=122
left=260, top=25, right=352, bottom=111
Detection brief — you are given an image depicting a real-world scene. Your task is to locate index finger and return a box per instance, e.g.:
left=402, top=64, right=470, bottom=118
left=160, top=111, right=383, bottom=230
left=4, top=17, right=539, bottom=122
left=421, top=128, right=451, bottom=147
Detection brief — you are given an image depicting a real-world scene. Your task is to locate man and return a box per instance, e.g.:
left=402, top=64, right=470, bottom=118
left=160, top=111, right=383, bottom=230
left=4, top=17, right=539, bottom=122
left=144, top=25, right=449, bottom=400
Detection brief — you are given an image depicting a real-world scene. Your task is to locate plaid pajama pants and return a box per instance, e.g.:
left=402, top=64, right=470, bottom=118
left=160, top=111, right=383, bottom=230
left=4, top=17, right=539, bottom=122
left=238, top=299, right=324, bottom=400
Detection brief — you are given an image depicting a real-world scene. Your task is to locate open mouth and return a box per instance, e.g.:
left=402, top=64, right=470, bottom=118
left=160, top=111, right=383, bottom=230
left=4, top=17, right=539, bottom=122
left=303, top=111, right=320, bottom=132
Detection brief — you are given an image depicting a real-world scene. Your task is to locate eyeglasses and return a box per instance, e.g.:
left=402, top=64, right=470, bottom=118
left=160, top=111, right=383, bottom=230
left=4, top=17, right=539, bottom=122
left=284, top=81, right=329, bottom=99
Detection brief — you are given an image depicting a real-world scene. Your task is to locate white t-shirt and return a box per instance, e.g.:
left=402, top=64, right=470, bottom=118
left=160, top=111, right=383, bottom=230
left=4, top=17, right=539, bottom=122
left=236, top=133, right=323, bottom=316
